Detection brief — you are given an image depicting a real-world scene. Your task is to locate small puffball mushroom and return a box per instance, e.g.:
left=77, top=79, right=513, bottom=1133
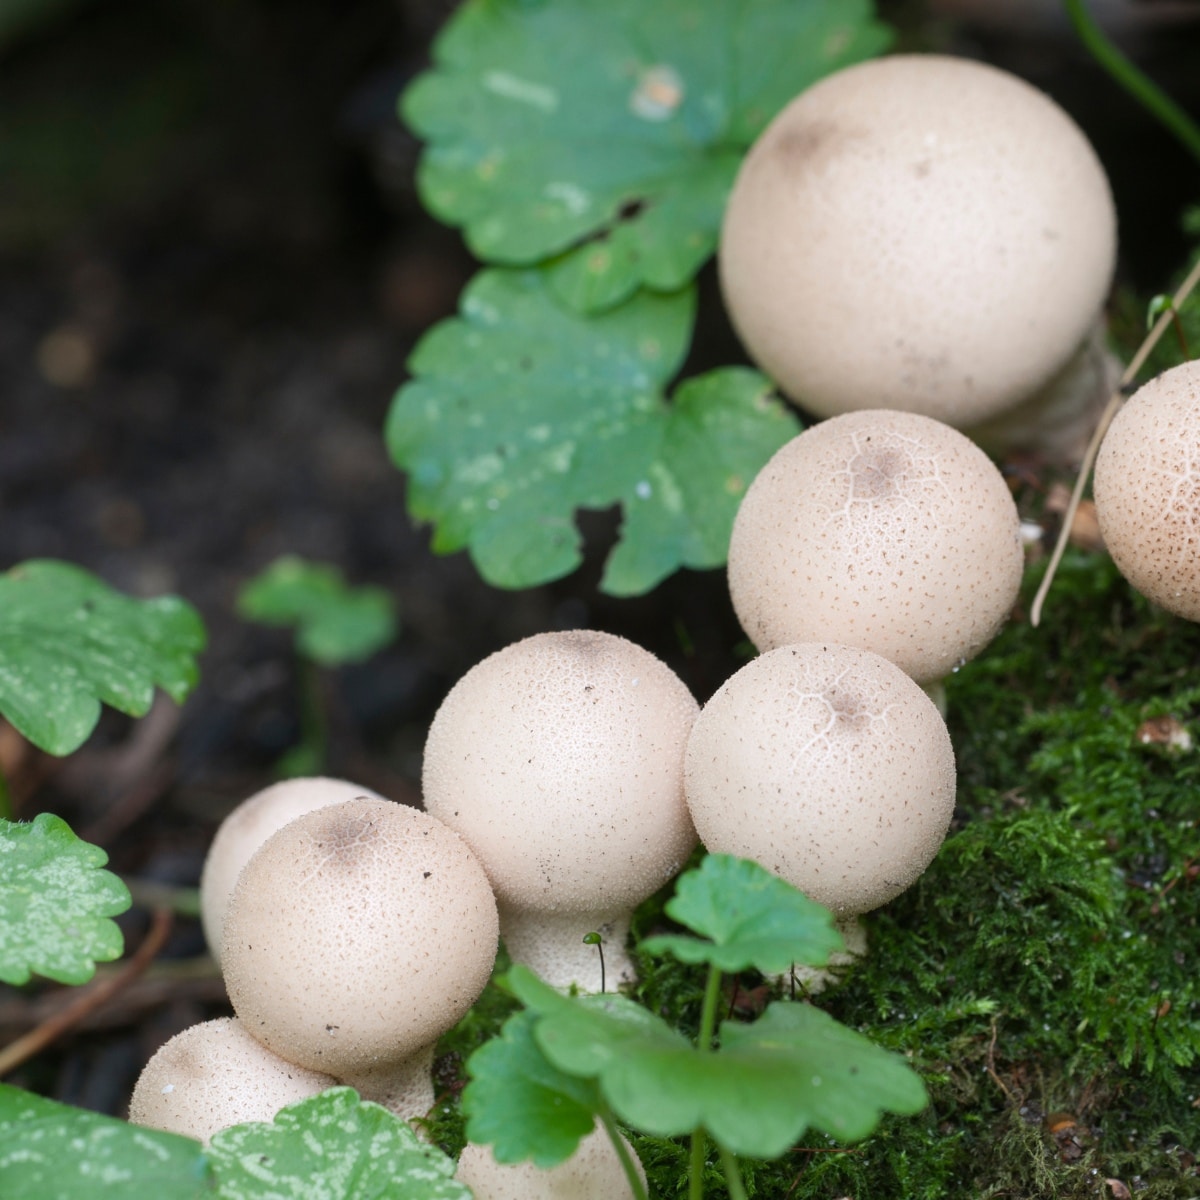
left=221, top=796, right=498, bottom=1118
left=684, top=643, right=956, bottom=917
left=422, top=630, right=699, bottom=992
left=719, top=54, right=1116, bottom=435
left=1093, top=360, right=1200, bottom=620
left=200, top=776, right=386, bottom=966
left=128, top=1017, right=335, bottom=1144
left=727, top=410, right=1023, bottom=684
left=456, top=1125, right=647, bottom=1199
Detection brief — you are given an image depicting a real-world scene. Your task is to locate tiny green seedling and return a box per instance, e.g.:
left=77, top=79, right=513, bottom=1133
left=463, top=854, right=928, bottom=1200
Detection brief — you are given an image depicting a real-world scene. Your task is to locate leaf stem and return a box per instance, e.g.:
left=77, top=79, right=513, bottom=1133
left=598, top=1108, right=649, bottom=1200
left=718, top=1142, right=749, bottom=1200
left=0, top=766, right=11, bottom=822
left=689, top=1130, right=707, bottom=1200
left=1063, top=0, right=1200, bottom=167
left=688, top=963, right=726, bottom=1200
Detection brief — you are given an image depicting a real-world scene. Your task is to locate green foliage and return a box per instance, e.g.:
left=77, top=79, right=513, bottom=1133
left=0, top=559, right=206, bottom=756
left=0, top=813, right=130, bottom=986
left=403, top=0, right=890, bottom=310
left=237, top=555, right=397, bottom=667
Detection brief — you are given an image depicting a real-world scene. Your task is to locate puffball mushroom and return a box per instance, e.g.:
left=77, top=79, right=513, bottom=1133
left=221, top=796, right=498, bottom=1119
left=727, top=409, right=1023, bottom=685
left=719, top=54, right=1116, bottom=441
left=456, top=1124, right=647, bottom=1199
left=128, top=1017, right=335, bottom=1144
left=199, top=776, right=386, bottom=966
left=1093, top=360, right=1200, bottom=620
left=422, top=630, right=699, bottom=992
left=684, top=643, right=956, bottom=918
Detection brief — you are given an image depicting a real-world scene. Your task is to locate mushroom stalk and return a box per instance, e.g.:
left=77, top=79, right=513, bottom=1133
left=338, top=1045, right=436, bottom=1120
left=499, top=906, right=634, bottom=994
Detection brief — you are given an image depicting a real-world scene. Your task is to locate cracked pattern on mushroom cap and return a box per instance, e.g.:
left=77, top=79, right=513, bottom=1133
left=684, top=643, right=956, bottom=915
left=200, top=777, right=387, bottom=966
left=1094, top=361, right=1200, bottom=621
left=221, top=798, right=498, bottom=1080
left=128, top=1017, right=335, bottom=1145
left=422, top=630, right=699, bottom=914
left=719, top=54, right=1116, bottom=426
left=728, top=410, right=1023, bottom=683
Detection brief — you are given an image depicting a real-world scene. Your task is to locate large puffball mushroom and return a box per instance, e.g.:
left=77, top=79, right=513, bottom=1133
left=727, top=410, right=1023, bottom=685
left=1093, top=360, right=1200, bottom=620
left=199, top=776, right=386, bottom=966
left=128, top=1017, right=335, bottom=1144
left=684, top=643, right=956, bottom=918
left=456, top=1124, right=647, bottom=1199
left=719, top=54, right=1116, bottom=437
left=422, top=630, right=699, bottom=992
left=221, top=796, right=498, bottom=1119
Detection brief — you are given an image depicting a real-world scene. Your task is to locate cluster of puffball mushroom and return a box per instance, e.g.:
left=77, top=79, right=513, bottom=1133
left=121, top=47, right=1200, bottom=1199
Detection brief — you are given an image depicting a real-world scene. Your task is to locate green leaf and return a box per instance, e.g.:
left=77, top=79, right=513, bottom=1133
left=0, top=559, right=206, bottom=755
left=403, top=0, right=891, bottom=309
left=641, top=854, right=844, bottom=975
left=237, top=556, right=397, bottom=667
left=0, top=814, right=131, bottom=986
left=600, top=370, right=800, bottom=594
left=0, top=1084, right=213, bottom=1199
left=388, top=271, right=796, bottom=592
left=207, top=1088, right=469, bottom=1199
left=462, top=1009, right=601, bottom=1167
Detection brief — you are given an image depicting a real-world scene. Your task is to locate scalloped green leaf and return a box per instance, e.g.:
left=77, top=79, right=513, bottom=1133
left=640, top=853, right=845, bottom=975
left=0, top=1083, right=213, bottom=1199
left=387, top=271, right=796, bottom=592
left=462, top=1009, right=601, bottom=1168
left=237, top=556, right=398, bottom=667
left=403, top=0, right=891, bottom=310
left=0, top=559, right=206, bottom=755
left=208, top=1088, right=469, bottom=1199
left=0, top=814, right=131, bottom=986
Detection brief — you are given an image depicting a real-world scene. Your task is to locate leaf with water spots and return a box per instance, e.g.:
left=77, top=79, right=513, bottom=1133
left=0, top=814, right=131, bottom=986
left=0, top=559, right=205, bottom=756
left=387, top=270, right=798, bottom=593
left=403, top=0, right=891, bottom=311
left=208, top=1088, right=470, bottom=1199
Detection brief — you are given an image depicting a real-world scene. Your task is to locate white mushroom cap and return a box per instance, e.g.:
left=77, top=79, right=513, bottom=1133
left=200, top=777, right=387, bottom=966
left=456, top=1124, right=647, bottom=1200
left=128, top=1017, right=335, bottom=1144
left=422, top=630, right=699, bottom=991
left=221, top=796, right=499, bottom=1118
left=719, top=53, right=1116, bottom=428
left=727, top=410, right=1023, bottom=684
left=1093, top=360, right=1200, bottom=620
left=684, top=643, right=957, bottom=916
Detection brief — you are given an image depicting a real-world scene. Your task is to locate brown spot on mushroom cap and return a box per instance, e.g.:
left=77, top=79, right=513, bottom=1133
left=728, top=409, right=1023, bottom=683
left=1093, top=361, right=1200, bottom=621
left=422, top=630, right=699, bottom=914
left=683, top=643, right=956, bottom=915
left=719, top=54, right=1116, bottom=426
left=128, top=1017, right=335, bottom=1145
left=221, top=797, right=498, bottom=1081
left=200, top=777, right=387, bottom=967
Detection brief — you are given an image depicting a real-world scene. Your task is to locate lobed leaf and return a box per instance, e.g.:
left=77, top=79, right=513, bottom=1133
left=0, top=813, right=131, bottom=986
left=237, top=556, right=397, bottom=666
left=403, top=0, right=891, bottom=310
left=641, top=853, right=845, bottom=975
left=0, top=559, right=205, bottom=755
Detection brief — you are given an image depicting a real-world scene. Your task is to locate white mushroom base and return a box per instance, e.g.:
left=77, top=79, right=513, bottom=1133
left=500, top=906, right=635, bottom=994
left=779, top=914, right=869, bottom=995
left=337, top=1044, right=436, bottom=1121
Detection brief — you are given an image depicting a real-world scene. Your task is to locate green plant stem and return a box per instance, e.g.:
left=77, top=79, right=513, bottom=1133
left=688, top=963, right=727, bottom=1200
left=689, top=1132, right=707, bottom=1200
left=279, top=655, right=329, bottom=777
left=718, top=1143, right=749, bottom=1200
left=1064, top=0, right=1200, bottom=166
left=598, top=1109, right=649, bottom=1200
left=0, top=765, right=11, bottom=822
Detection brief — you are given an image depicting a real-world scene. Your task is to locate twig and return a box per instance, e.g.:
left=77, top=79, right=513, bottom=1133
left=986, top=1018, right=1014, bottom=1103
left=1030, top=252, right=1200, bottom=627
left=0, top=908, right=173, bottom=1078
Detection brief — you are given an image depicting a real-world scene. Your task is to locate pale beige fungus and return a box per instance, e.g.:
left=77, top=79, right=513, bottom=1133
left=719, top=54, right=1116, bottom=428
left=728, top=410, right=1023, bottom=684
left=422, top=629, right=699, bottom=991
left=684, top=643, right=956, bottom=915
left=199, top=776, right=386, bottom=966
left=221, top=797, right=498, bottom=1118
left=128, top=1017, right=335, bottom=1144
left=1093, top=361, right=1200, bottom=621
